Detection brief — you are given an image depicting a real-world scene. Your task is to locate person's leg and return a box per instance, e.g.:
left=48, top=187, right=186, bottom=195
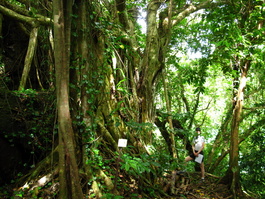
left=181, top=156, right=193, bottom=171
left=185, top=156, right=193, bottom=162
left=200, top=162, right=205, bottom=179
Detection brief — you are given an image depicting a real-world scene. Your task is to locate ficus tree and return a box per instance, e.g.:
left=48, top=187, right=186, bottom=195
left=206, top=1, right=264, bottom=197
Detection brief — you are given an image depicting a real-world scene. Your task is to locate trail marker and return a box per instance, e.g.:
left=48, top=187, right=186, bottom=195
left=118, top=139, right=127, bottom=148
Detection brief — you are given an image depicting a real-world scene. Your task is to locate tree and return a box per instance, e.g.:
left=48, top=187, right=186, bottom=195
left=53, top=0, right=83, bottom=198
left=229, top=59, right=250, bottom=196
left=191, top=0, right=265, bottom=197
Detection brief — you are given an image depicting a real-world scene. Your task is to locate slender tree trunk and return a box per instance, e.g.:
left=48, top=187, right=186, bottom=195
left=162, top=69, right=177, bottom=158
left=46, top=28, right=55, bottom=89
left=53, top=0, right=83, bottom=198
left=18, top=27, right=38, bottom=91
left=229, top=60, right=250, bottom=197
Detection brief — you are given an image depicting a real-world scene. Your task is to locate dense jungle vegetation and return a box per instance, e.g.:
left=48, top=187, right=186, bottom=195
left=0, top=0, right=264, bottom=198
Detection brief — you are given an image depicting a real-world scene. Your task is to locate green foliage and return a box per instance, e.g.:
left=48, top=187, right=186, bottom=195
left=125, top=121, right=154, bottom=132
left=7, top=90, right=56, bottom=161
left=240, top=129, right=265, bottom=198
left=177, top=59, right=209, bottom=94
left=12, top=189, right=25, bottom=199
left=101, top=193, right=124, bottom=199
left=86, top=148, right=109, bottom=170
left=7, top=0, right=25, bottom=7
left=120, top=153, right=160, bottom=175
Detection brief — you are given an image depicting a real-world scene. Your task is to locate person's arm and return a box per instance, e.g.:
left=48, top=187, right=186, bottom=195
left=195, top=142, right=205, bottom=156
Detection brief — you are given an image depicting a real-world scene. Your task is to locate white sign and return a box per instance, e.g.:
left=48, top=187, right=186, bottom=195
left=118, top=139, right=127, bottom=147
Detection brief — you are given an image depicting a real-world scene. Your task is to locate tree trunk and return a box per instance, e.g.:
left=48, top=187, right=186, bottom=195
left=53, top=0, right=83, bottom=198
left=162, top=69, right=177, bottom=158
left=18, top=27, right=38, bottom=91
left=227, top=59, right=250, bottom=197
left=138, top=0, right=214, bottom=123
left=138, top=0, right=162, bottom=123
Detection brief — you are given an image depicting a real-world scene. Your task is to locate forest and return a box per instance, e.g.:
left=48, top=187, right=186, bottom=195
left=0, top=0, right=264, bottom=198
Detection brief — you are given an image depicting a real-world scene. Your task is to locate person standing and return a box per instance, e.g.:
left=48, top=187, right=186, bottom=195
left=185, top=127, right=205, bottom=181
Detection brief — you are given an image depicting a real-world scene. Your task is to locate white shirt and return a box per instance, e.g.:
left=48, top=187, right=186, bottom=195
left=193, top=135, right=205, bottom=151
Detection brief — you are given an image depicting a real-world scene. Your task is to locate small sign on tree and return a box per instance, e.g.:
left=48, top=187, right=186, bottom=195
left=118, top=139, right=127, bottom=148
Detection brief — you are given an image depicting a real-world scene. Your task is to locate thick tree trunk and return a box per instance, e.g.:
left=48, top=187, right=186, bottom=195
left=53, top=0, right=83, bottom=198
left=138, top=0, right=214, bottom=123
left=138, top=0, right=162, bottom=123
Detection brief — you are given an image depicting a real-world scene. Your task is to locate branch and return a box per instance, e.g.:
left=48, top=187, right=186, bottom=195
left=0, top=0, right=29, bottom=16
left=0, top=5, right=33, bottom=25
left=0, top=5, right=51, bottom=27
left=243, top=106, right=265, bottom=110
left=172, top=0, right=221, bottom=26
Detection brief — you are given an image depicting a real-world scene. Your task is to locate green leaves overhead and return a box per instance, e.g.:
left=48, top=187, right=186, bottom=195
left=180, top=61, right=208, bottom=93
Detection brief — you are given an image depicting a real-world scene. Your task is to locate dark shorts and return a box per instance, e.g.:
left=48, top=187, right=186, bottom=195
left=189, top=151, right=204, bottom=162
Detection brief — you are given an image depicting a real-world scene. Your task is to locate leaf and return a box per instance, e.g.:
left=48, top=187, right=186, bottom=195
left=125, top=163, right=130, bottom=171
